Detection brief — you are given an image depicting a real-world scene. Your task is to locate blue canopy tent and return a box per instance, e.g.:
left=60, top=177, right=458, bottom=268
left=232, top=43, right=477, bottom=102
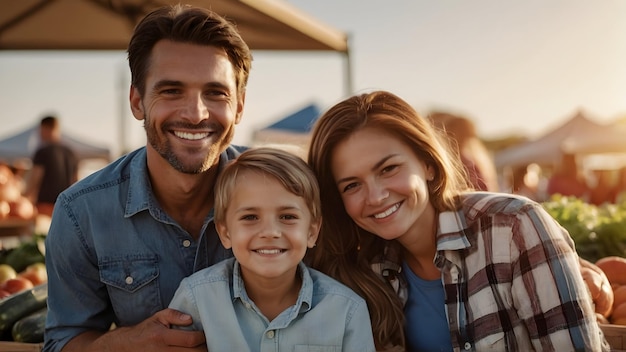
left=252, top=103, right=321, bottom=152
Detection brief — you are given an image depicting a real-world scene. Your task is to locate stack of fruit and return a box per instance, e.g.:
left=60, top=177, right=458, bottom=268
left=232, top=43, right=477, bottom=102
left=578, top=256, right=626, bottom=327
left=0, top=262, right=47, bottom=299
left=593, top=256, right=626, bottom=325
left=0, top=237, right=48, bottom=343
left=0, top=164, right=35, bottom=221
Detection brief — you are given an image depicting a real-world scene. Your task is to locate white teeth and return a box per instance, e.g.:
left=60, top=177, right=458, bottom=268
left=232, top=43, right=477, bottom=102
left=373, top=203, right=400, bottom=219
left=256, top=249, right=283, bottom=255
left=174, top=131, right=209, bottom=140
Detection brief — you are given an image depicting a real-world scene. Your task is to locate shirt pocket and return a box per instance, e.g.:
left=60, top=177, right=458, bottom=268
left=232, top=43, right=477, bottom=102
left=99, top=254, right=160, bottom=326
left=294, top=346, right=341, bottom=352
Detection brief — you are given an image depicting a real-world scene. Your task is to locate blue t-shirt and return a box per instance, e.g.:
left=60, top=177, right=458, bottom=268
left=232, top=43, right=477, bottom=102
left=403, top=261, right=453, bottom=352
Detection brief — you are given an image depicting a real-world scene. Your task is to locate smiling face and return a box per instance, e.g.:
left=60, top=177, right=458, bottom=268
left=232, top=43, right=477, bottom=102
left=216, top=170, right=320, bottom=282
left=130, top=40, right=244, bottom=174
left=331, top=127, right=435, bottom=242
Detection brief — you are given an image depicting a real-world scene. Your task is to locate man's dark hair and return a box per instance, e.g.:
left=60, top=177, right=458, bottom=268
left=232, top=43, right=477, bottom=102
left=127, top=4, right=252, bottom=97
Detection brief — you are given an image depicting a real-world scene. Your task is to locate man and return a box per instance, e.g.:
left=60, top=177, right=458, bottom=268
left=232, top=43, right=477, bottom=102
left=24, top=115, right=78, bottom=217
left=43, top=5, right=252, bottom=352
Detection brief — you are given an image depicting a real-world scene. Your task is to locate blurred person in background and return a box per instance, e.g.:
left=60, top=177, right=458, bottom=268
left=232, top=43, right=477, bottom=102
left=23, top=115, right=78, bottom=217
left=429, top=112, right=499, bottom=192
left=589, top=169, right=619, bottom=205
left=546, top=153, right=590, bottom=201
left=507, top=163, right=546, bottom=202
left=615, top=166, right=626, bottom=204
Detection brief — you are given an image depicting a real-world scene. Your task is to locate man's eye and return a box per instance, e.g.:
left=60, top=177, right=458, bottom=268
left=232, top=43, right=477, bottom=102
left=161, top=88, right=180, bottom=95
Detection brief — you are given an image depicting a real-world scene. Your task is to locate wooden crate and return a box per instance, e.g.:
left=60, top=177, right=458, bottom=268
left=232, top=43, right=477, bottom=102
left=0, top=342, right=43, bottom=352
left=601, top=323, right=626, bottom=351
left=0, top=326, right=621, bottom=352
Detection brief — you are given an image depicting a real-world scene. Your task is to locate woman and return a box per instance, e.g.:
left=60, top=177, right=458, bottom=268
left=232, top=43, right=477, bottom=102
left=306, top=91, right=608, bottom=351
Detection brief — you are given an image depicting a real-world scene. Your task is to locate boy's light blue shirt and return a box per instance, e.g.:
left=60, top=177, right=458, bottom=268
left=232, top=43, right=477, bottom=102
left=169, top=258, right=376, bottom=352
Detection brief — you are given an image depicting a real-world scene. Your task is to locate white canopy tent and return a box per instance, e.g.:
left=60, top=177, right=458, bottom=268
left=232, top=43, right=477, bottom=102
left=494, top=111, right=608, bottom=169
left=0, top=124, right=111, bottom=164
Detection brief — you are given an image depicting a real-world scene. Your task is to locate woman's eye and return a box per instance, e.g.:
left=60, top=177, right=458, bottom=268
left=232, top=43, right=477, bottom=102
left=342, top=182, right=358, bottom=193
left=381, top=164, right=398, bottom=174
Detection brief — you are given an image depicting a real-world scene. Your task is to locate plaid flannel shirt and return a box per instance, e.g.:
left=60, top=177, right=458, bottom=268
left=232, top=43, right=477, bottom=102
left=373, top=192, right=609, bottom=351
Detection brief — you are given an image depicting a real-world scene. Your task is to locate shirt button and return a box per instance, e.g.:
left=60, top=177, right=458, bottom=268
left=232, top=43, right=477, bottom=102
left=182, top=239, right=191, bottom=247
left=266, top=330, right=275, bottom=339
left=464, top=342, right=471, bottom=350
left=244, top=302, right=251, bottom=309
left=125, top=276, right=133, bottom=285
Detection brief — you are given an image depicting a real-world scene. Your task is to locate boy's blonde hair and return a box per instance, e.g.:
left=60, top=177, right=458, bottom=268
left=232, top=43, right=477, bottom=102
left=214, top=147, right=322, bottom=225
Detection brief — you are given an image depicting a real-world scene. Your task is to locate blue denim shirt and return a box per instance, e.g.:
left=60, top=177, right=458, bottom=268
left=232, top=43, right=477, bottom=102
left=43, top=146, right=243, bottom=352
left=168, top=258, right=376, bottom=352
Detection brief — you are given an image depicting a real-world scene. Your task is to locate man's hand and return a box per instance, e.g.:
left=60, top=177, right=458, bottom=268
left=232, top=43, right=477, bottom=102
left=62, top=309, right=207, bottom=352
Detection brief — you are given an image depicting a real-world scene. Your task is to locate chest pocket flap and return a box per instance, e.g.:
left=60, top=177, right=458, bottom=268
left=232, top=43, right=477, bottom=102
left=99, top=255, right=159, bottom=293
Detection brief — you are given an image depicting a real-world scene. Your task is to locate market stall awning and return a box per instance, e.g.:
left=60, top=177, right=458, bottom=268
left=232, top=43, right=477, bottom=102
left=0, top=0, right=348, bottom=52
left=494, top=111, right=607, bottom=168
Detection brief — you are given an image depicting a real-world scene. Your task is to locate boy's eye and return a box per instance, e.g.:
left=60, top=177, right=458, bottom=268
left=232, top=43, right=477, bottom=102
left=280, top=214, right=298, bottom=220
left=240, top=214, right=257, bottom=221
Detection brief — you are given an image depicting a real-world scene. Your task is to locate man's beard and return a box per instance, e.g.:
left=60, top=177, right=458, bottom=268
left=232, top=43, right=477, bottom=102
left=143, top=114, right=233, bottom=174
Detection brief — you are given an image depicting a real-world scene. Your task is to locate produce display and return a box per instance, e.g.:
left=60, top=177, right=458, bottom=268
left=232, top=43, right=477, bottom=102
left=595, top=256, right=626, bottom=325
left=0, top=238, right=47, bottom=343
left=0, top=193, right=624, bottom=345
left=543, top=195, right=626, bottom=326
left=0, top=164, right=35, bottom=221
left=543, top=195, right=626, bottom=263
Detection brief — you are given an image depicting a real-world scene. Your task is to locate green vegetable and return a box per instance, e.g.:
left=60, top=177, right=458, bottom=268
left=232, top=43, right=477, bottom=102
left=0, top=283, right=47, bottom=335
left=543, top=195, right=626, bottom=262
left=11, top=307, right=46, bottom=343
left=3, top=240, right=45, bottom=273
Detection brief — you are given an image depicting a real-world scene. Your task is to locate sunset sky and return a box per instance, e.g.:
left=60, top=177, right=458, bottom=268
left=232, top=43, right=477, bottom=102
left=1, top=0, right=625, bottom=158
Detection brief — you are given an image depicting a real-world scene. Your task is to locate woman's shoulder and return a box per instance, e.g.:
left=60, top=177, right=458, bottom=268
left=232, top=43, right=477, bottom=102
left=459, top=191, right=540, bottom=219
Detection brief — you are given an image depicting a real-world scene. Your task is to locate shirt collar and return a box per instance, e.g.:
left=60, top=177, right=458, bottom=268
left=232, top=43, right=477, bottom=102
left=436, top=208, right=471, bottom=251
left=232, top=261, right=313, bottom=318
left=125, top=147, right=151, bottom=218
left=124, top=145, right=245, bottom=219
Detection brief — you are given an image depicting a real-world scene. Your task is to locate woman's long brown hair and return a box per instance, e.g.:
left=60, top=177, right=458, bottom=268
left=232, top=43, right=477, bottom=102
left=306, top=91, right=469, bottom=350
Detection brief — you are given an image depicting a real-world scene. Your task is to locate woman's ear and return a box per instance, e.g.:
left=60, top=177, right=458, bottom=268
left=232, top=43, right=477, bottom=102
left=426, top=164, right=435, bottom=181
left=215, top=222, right=232, bottom=249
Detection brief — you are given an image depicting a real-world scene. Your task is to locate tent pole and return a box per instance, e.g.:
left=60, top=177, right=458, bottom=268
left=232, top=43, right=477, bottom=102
left=118, top=63, right=127, bottom=157
left=344, top=33, right=353, bottom=97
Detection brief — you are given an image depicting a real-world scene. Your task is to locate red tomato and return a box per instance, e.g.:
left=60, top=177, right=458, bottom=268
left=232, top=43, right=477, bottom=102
left=1, top=277, right=34, bottom=294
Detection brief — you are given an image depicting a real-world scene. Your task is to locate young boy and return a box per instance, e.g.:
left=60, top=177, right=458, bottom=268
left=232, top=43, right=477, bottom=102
left=168, top=147, right=375, bottom=351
